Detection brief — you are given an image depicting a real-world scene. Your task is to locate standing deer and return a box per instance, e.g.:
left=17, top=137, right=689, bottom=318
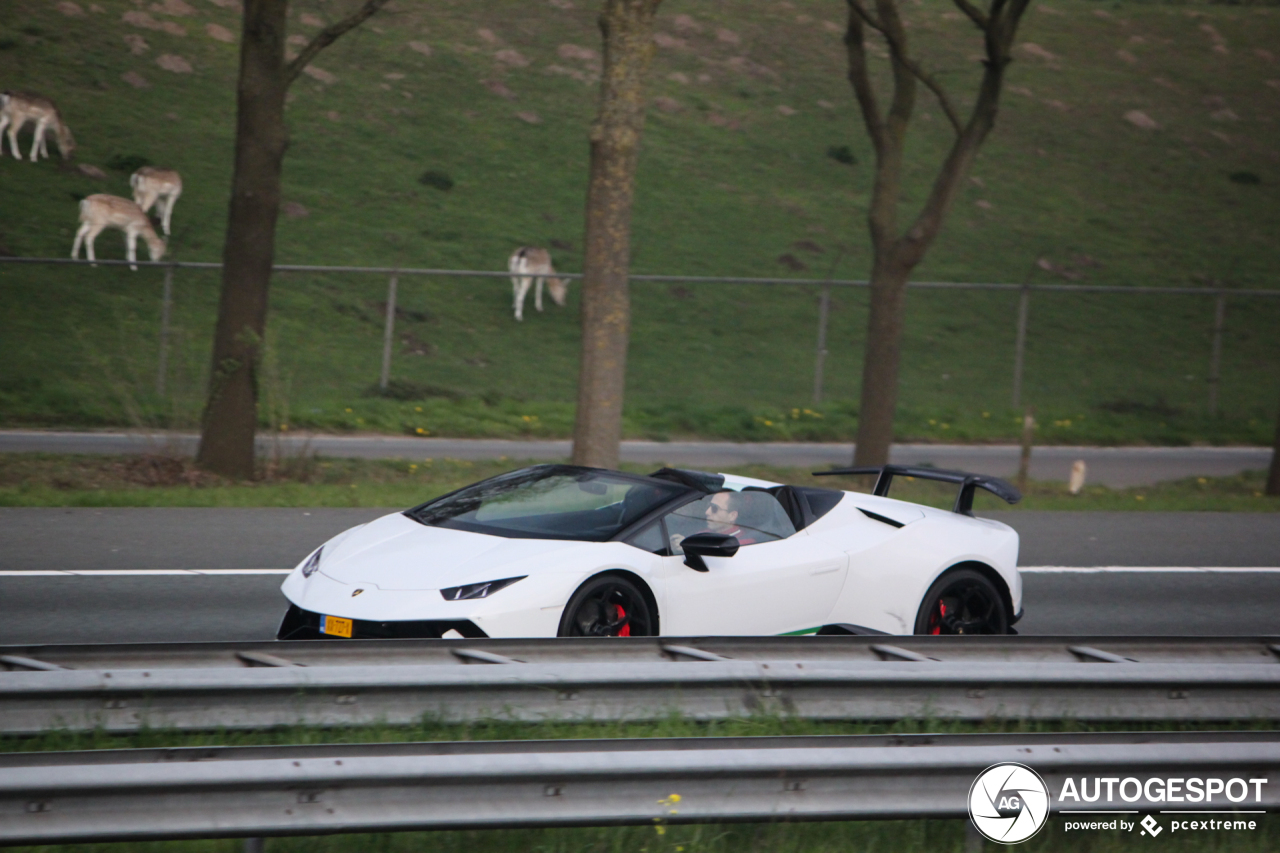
left=508, top=246, right=568, bottom=321
left=0, top=91, right=76, bottom=162
left=130, top=167, right=183, bottom=237
left=72, top=194, right=167, bottom=271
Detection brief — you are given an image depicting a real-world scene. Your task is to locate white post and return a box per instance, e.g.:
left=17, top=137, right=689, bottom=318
left=379, top=275, right=398, bottom=392
left=155, top=264, right=174, bottom=397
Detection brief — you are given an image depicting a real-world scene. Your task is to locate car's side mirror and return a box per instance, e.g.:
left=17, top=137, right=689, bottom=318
left=681, top=533, right=740, bottom=572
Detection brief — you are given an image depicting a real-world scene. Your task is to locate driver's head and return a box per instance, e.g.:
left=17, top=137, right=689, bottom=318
left=705, top=491, right=740, bottom=533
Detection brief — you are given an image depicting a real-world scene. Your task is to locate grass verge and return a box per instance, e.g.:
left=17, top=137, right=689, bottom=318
left=0, top=453, right=1275, bottom=511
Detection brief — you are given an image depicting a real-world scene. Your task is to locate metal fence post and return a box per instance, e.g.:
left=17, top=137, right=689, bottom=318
left=1011, top=285, right=1030, bottom=409
left=155, top=263, right=174, bottom=397
left=379, top=275, right=398, bottom=392
left=1207, top=292, right=1226, bottom=416
left=812, top=283, right=832, bottom=404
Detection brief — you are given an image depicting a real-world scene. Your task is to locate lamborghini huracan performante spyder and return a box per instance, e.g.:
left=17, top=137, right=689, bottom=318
left=277, top=464, right=1023, bottom=640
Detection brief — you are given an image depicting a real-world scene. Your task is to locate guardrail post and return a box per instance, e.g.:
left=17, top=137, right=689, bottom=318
left=379, top=275, right=398, bottom=392
left=1011, top=284, right=1030, bottom=409
left=812, top=282, right=831, bottom=404
left=243, top=837, right=264, bottom=853
left=1016, top=406, right=1035, bottom=494
left=155, top=263, right=174, bottom=397
left=1207, top=292, right=1226, bottom=416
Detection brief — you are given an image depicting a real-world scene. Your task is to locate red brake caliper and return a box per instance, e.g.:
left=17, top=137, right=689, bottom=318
left=616, top=605, right=630, bottom=637
left=930, top=601, right=946, bottom=635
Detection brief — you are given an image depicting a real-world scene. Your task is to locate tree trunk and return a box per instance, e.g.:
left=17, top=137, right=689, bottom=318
left=196, top=0, right=289, bottom=479
left=853, top=260, right=911, bottom=465
left=570, top=0, right=663, bottom=470
left=1267, top=387, right=1280, bottom=497
left=843, top=0, right=1029, bottom=467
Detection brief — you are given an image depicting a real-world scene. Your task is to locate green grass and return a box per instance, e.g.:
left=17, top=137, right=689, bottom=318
left=0, top=0, right=1278, bottom=446
left=5, top=719, right=1279, bottom=853
left=0, top=453, right=1275, bottom=510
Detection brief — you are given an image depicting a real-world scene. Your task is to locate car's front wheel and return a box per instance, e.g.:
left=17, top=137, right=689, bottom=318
left=558, top=575, right=655, bottom=637
left=913, top=568, right=1009, bottom=635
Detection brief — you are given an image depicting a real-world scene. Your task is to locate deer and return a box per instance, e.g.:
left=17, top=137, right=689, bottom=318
left=130, top=166, right=183, bottom=237
left=72, top=194, right=167, bottom=271
left=508, top=246, right=568, bottom=321
left=0, top=91, right=76, bottom=162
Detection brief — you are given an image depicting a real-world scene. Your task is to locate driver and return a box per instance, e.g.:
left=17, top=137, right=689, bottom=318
left=672, top=491, right=756, bottom=550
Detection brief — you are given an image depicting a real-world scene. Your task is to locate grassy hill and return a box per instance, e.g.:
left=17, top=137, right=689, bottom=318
left=1, top=0, right=1278, bottom=446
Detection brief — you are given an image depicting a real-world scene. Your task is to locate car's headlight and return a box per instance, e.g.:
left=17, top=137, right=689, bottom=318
left=300, top=547, right=323, bottom=578
left=440, top=575, right=526, bottom=601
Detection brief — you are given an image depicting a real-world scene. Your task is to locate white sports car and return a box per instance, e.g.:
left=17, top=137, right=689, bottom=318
left=277, top=464, right=1023, bottom=640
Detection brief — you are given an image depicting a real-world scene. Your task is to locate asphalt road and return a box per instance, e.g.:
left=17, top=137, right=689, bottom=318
left=1, top=430, right=1272, bottom=487
left=1, top=508, right=1276, bottom=643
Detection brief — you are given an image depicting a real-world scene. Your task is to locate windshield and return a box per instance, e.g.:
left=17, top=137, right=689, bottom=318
left=406, top=465, right=689, bottom=541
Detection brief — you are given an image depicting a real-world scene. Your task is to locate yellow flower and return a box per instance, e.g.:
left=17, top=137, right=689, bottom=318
left=1197, top=477, right=1207, bottom=485
left=416, top=427, right=426, bottom=435
left=356, top=417, right=364, bottom=424
left=928, top=419, right=937, bottom=425
left=763, top=419, right=773, bottom=426
left=410, top=464, right=418, bottom=470
left=279, top=424, right=288, bottom=431
left=941, top=423, right=950, bottom=430
left=414, top=406, right=422, bottom=412
left=345, top=408, right=353, bottom=413
left=982, top=412, right=990, bottom=418
left=1135, top=495, right=1145, bottom=501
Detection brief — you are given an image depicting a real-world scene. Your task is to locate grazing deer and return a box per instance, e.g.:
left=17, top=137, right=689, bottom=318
left=72, top=194, right=167, bottom=271
left=0, top=91, right=76, bottom=162
left=130, top=166, right=183, bottom=237
left=508, top=246, right=568, bottom=321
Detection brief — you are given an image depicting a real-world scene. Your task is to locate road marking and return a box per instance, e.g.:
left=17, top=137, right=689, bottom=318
left=1020, top=566, right=1280, bottom=573
left=0, top=569, right=292, bottom=577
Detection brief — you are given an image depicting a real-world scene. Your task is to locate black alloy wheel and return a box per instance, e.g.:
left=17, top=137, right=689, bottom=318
left=558, top=575, right=655, bottom=637
left=913, top=568, right=1009, bottom=635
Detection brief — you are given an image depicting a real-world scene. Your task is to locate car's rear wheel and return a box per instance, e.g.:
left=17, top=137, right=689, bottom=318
left=558, top=575, right=655, bottom=637
left=913, top=568, right=1009, bottom=635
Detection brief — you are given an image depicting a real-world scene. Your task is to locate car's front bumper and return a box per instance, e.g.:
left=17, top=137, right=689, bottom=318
left=276, top=604, right=489, bottom=640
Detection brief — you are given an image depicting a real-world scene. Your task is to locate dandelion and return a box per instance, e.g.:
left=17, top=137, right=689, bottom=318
left=928, top=419, right=937, bottom=425
left=415, top=406, right=423, bottom=412
left=345, top=408, right=353, bottom=413
left=982, top=412, right=990, bottom=418
left=941, top=423, right=950, bottom=429
left=1135, top=495, right=1145, bottom=501
left=1197, top=477, right=1207, bottom=485
left=763, top=419, right=773, bottom=426
left=410, top=464, right=418, bottom=471
left=279, top=423, right=289, bottom=431
left=416, top=427, right=427, bottom=435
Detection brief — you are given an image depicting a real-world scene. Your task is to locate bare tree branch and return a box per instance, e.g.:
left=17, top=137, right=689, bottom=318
left=854, top=0, right=963, bottom=136
left=951, top=0, right=989, bottom=30
left=285, top=0, right=393, bottom=87
left=888, top=48, right=963, bottom=135
left=843, top=1, right=885, bottom=155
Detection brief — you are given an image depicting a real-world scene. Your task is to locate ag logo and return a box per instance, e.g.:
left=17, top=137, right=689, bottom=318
left=968, top=762, right=1050, bottom=844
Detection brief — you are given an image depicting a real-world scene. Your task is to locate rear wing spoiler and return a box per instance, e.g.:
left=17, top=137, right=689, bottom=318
left=813, top=465, right=1021, bottom=517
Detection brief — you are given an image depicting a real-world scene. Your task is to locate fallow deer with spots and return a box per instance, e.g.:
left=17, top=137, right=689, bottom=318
left=72, top=194, right=167, bottom=271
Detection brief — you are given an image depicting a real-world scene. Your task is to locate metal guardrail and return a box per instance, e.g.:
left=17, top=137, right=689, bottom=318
left=2, top=637, right=1278, bottom=732
left=4, top=635, right=1279, bottom=669
left=2, top=732, right=1276, bottom=843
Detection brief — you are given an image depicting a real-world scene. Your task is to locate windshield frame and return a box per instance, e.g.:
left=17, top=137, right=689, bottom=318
left=403, top=464, right=699, bottom=542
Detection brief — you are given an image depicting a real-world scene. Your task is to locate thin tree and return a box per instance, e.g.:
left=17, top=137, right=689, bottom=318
left=570, top=0, right=664, bottom=469
left=844, top=0, right=1032, bottom=466
left=197, top=0, right=390, bottom=479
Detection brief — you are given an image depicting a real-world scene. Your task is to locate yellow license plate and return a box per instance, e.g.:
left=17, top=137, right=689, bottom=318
left=320, top=615, right=353, bottom=638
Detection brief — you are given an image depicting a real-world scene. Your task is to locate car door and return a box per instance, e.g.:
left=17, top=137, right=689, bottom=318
left=655, top=492, right=849, bottom=635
